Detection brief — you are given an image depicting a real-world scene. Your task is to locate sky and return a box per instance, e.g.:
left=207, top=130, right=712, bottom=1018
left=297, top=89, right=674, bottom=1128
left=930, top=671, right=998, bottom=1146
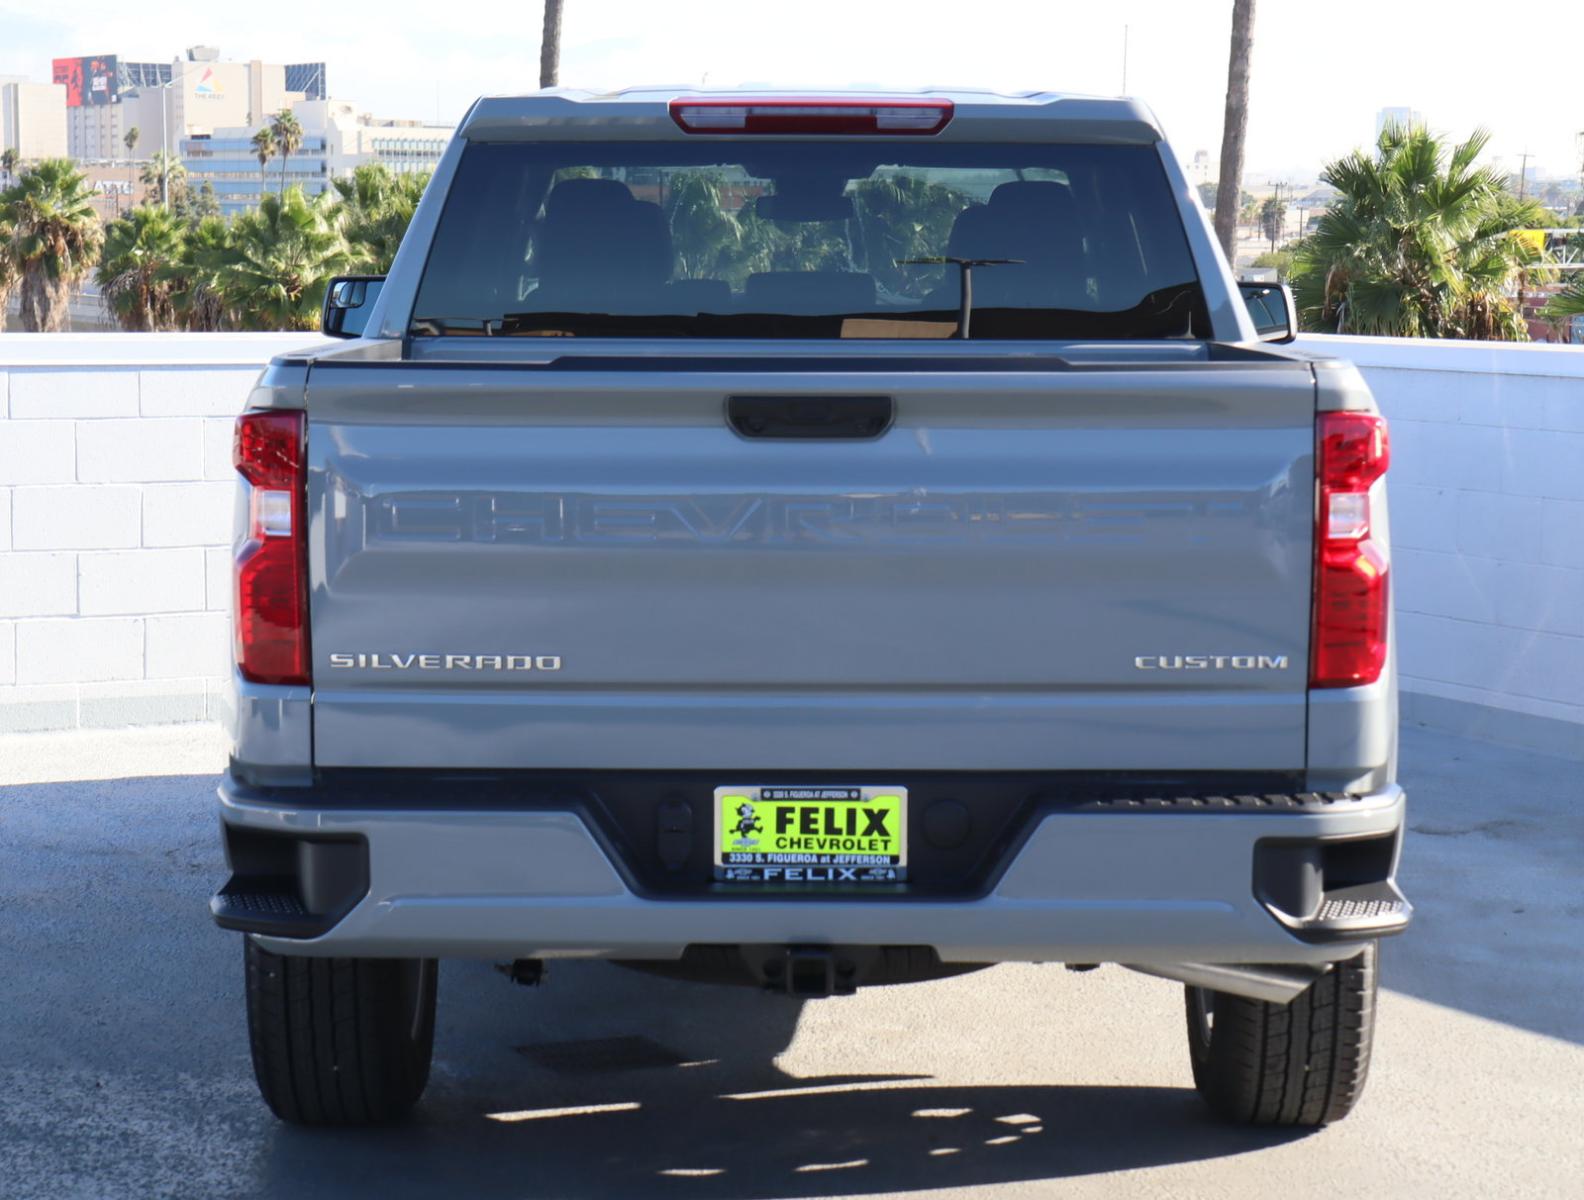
left=1, top=0, right=1579, bottom=184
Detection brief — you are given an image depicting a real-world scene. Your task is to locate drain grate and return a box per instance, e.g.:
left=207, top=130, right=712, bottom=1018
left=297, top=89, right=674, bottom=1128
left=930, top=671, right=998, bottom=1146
left=514, top=1035, right=690, bottom=1075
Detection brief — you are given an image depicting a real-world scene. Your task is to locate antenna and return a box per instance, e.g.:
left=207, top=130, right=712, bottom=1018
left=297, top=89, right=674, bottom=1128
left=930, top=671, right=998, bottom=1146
left=1121, top=25, right=1130, bottom=94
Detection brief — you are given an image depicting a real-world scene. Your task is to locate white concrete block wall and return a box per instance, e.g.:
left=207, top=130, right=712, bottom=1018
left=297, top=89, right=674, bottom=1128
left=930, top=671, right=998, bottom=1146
left=1, top=333, right=1580, bottom=755
left=0, top=335, right=320, bottom=733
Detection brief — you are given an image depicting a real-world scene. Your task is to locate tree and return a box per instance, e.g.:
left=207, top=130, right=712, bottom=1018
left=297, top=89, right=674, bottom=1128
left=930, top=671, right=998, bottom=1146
left=268, top=110, right=304, bottom=199
left=1252, top=246, right=1296, bottom=280
left=540, top=0, right=563, bottom=88
left=1197, top=181, right=1218, bottom=211
left=252, top=126, right=276, bottom=199
left=140, top=151, right=186, bottom=208
left=331, top=163, right=430, bottom=272
left=120, top=126, right=140, bottom=221
left=1213, top=0, right=1256, bottom=260
left=0, top=208, right=17, bottom=326
left=0, top=147, right=18, bottom=189
left=176, top=180, right=221, bottom=224
left=218, top=185, right=349, bottom=329
left=1260, top=196, right=1283, bottom=252
left=166, top=213, right=233, bottom=331
left=97, top=204, right=185, bottom=330
left=1290, top=127, right=1549, bottom=340
left=663, top=171, right=756, bottom=285
left=851, top=175, right=969, bottom=299
left=1541, top=275, right=1584, bottom=323
left=0, top=158, right=103, bottom=331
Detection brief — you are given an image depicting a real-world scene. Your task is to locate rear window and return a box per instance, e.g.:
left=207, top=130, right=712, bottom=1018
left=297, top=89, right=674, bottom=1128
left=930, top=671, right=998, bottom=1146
left=410, top=141, right=1207, bottom=340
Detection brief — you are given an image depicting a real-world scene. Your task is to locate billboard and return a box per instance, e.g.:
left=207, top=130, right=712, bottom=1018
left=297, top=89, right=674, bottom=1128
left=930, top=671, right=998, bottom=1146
left=52, top=55, right=120, bottom=107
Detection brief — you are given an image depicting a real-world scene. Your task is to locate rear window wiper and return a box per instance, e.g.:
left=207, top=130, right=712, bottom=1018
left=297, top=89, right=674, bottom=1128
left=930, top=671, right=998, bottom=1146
left=897, top=256, right=1022, bottom=339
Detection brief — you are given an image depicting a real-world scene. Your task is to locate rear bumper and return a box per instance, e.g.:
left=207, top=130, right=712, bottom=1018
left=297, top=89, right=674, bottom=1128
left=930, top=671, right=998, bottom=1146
left=215, top=775, right=1410, bottom=966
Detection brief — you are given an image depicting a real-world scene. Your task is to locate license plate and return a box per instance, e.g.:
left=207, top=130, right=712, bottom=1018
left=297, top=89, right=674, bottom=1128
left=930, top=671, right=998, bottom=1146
left=714, top=786, right=907, bottom=883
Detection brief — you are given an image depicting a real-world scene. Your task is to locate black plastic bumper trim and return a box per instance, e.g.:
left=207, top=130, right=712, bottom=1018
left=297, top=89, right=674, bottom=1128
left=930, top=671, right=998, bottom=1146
left=210, top=825, right=369, bottom=938
left=1253, top=829, right=1412, bottom=943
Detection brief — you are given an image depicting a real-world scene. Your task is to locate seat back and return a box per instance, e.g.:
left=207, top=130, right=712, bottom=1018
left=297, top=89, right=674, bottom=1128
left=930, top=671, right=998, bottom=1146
left=528, top=177, right=674, bottom=309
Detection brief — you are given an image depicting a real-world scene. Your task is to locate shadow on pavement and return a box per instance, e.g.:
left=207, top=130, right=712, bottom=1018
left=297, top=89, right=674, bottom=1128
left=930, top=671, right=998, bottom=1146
left=247, top=961, right=1303, bottom=1200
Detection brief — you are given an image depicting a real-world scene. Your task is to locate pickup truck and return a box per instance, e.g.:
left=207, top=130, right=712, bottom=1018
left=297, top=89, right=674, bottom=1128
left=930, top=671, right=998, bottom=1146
left=212, top=88, right=1410, bottom=1128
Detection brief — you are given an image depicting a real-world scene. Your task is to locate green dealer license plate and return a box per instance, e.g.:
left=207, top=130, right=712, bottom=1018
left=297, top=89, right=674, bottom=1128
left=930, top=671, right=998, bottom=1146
left=714, top=786, right=907, bottom=883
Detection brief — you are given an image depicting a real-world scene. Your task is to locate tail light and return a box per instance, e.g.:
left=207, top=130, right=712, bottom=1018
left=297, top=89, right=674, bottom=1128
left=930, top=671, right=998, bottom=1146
left=1311, top=411, right=1390, bottom=688
left=669, top=98, right=953, bottom=136
left=233, top=410, right=310, bottom=685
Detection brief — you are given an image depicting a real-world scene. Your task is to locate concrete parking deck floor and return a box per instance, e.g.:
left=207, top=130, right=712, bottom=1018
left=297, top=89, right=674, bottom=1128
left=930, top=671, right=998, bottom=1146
left=1, top=724, right=1579, bottom=1199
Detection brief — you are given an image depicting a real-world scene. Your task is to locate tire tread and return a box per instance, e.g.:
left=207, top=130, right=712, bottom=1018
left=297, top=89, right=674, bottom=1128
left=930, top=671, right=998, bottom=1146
left=243, top=939, right=435, bottom=1125
left=1186, top=944, right=1377, bottom=1127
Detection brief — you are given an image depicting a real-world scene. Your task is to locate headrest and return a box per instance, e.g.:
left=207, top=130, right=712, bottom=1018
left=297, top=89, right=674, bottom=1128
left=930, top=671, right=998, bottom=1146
left=988, top=180, right=1078, bottom=216
left=536, top=177, right=674, bottom=289
left=946, top=204, right=996, bottom=259
left=544, top=176, right=641, bottom=217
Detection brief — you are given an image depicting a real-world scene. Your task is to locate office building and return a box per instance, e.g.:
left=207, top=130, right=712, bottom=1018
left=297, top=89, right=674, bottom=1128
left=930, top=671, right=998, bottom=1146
left=52, top=48, right=326, bottom=162
left=0, top=76, right=68, bottom=162
left=183, top=99, right=450, bottom=215
left=1184, top=149, right=1213, bottom=187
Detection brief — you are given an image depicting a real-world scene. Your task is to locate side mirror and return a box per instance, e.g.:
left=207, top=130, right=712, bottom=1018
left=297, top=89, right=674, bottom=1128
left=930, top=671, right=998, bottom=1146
left=1237, top=281, right=1296, bottom=343
left=321, top=275, right=386, bottom=339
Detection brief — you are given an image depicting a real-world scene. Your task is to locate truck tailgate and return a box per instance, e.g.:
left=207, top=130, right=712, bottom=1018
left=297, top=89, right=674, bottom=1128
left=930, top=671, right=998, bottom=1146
left=305, top=359, right=1315, bottom=771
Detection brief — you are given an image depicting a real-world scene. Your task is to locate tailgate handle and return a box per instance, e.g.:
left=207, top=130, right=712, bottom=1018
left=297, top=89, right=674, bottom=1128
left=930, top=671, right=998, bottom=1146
left=727, top=395, right=893, bottom=440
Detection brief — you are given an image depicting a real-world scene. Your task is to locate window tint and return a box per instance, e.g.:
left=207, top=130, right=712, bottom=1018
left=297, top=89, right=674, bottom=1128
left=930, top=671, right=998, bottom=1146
left=411, top=141, right=1206, bottom=339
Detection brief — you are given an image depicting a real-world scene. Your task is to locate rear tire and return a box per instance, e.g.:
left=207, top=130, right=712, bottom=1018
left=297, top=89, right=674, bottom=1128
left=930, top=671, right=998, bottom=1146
left=244, top=937, right=437, bottom=1125
left=1185, top=943, right=1377, bottom=1126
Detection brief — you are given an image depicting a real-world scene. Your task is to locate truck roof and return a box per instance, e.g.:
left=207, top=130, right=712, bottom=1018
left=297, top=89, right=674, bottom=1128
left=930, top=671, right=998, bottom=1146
left=458, top=87, right=1165, bottom=144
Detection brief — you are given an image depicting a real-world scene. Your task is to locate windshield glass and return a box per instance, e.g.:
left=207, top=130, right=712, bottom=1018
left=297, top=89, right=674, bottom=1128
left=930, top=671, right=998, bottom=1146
left=410, top=141, right=1207, bottom=340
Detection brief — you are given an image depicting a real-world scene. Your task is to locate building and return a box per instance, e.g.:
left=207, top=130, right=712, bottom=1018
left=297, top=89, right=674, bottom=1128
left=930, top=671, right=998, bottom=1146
left=1375, top=106, right=1425, bottom=138
left=183, top=99, right=451, bottom=215
left=1184, top=149, right=1213, bottom=187
left=0, top=76, right=68, bottom=162
left=51, top=48, right=326, bottom=163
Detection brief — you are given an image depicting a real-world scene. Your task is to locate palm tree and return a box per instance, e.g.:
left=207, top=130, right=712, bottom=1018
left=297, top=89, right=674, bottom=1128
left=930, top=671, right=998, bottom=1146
left=268, top=110, right=304, bottom=198
left=540, top=0, right=563, bottom=88
left=0, top=158, right=104, bottom=331
left=165, top=213, right=233, bottom=330
left=851, top=175, right=970, bottom=299
left=97, top=205, right=185, bottom=330
left=0, top=209, right=17, bottom=327
left=1213, top=0, right=1257, bottom=260
left=123, top=126, right=140, bottom=202
left=1290, top=127, right=1549, bottom=340
left=1540, top=276, right=1584, bottom=324
left=251, top=126, right=276, bottom=202
left=218, top=185, right=349, bottom=329
left=664, top=171, right=750, bottom=285
left=140, top=151, right=186, bottom=208
left=0, top=147, right=18, bottom=189
left=331, top=163, right=430, bottom=272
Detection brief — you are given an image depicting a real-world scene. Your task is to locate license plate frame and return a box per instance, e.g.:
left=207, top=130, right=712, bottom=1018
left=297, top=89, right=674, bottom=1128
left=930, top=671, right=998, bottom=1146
left=713, top=785, right=908, bottom=883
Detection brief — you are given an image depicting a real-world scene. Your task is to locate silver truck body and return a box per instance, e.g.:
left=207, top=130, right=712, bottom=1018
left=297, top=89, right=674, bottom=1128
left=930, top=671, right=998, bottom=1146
left=217, top=88, right=1407, bottom=982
